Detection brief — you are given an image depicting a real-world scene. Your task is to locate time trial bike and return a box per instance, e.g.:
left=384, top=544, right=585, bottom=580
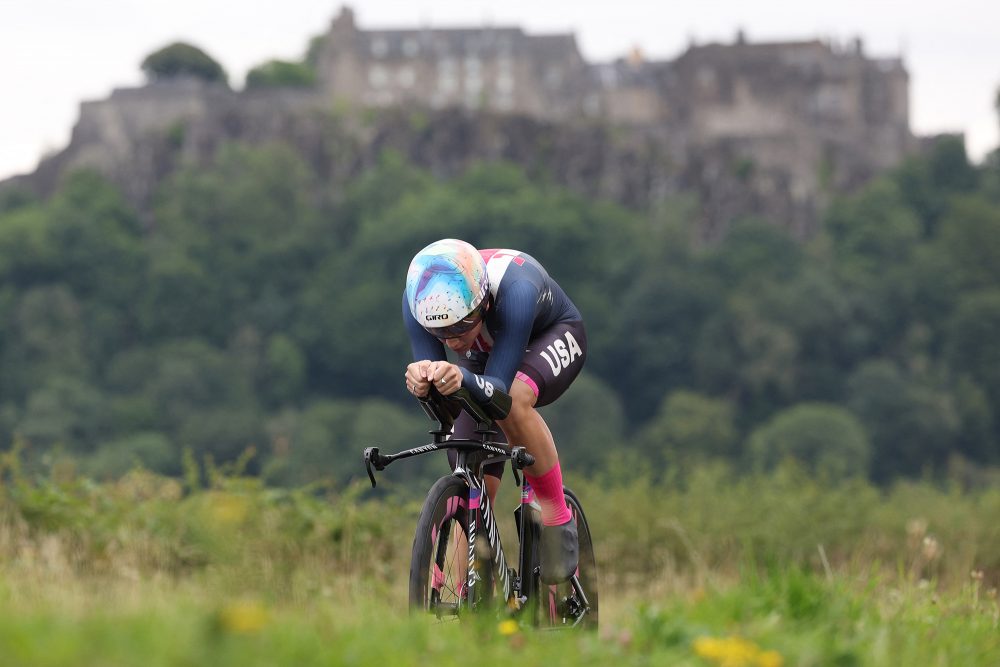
left=363, top=384, right=598, bottom=628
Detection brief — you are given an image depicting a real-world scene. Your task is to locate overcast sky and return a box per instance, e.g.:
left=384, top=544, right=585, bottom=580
left=1, top=0, right=998, bottom=181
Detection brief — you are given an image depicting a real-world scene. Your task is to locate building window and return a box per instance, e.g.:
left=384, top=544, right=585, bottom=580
left=371, top=37, right=388, bottom=58
left=497, top=72, right=515, bottom=94
left=403, top=38, right=420, bottom=57
left=397, top=66, right=416, bottom=88
left=696, top=67, right=717, bottom=93
left=368, top=66, right=388, bottom=88
left=464, top=57, right=483, bottom=93
left=438, top=63, right=457, bottom=92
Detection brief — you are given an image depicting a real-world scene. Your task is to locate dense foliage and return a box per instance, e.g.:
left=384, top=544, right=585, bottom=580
left=245, top=60, right=316, bottom=89
left=0, top=136, right=998, bottom=487
left=141, top=42, right=229, bottom=85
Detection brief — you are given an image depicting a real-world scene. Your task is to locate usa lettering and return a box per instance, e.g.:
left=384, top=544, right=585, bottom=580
left=540, top=332, right=583, bottom=376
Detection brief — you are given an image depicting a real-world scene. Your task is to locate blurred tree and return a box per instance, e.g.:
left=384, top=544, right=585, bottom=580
left=262, top=402, right=352, bottom=487
left=45, top=171, right=145, bottom=365
left=16, top=376, right=107, bottom=452
left=823, top=178, right=929, bottom=364
left=826, top=178, right=922, bottom=277
left=694, top=295, right=799, bottom=422
left=704, top=219, right=803, bottom=288
left=141, top=42, right=228, bottom=85
left=137, top=247, right=222, bottom=342
left=945, top=290, right=1000, bottom=438
left=0, top=204, right=58, bottom=289
left=1, top=285, right=89, bottom=399
left=609, top=263, right=722, bottom=422
left=894, top=135, right=978, bottom=235
left=951, top=376, right=997, bottom=464
left=937, top=195, right=1000, bottom=292
left=259, top=334, right=307, bottom=408
left=0, top=140, right=995, bottom=485
left=151, top=143, right=320, bottom=342
left=246, top=60, right=316, bottom=88
left=177, top=407, right=264, bottom=467
left=633, top=390, right=738, bottom=471
left=846, top=360, right=960, bottom=481
left=0, top=185, right=37, bottom=215
left=103, top=340, right=260, bottom=463
left=748, top=403, right=870, bottom=480
left=84, top=432, right=176, bottom=479
left=261, top=399, right=426, bottom=488
left=755, top=266, right=858, bottom=402
left=539, top=372, right=627, bottom=473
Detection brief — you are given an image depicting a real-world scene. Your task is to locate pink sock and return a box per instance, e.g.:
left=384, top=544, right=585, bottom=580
left=524, top=462, right=572, bottom=527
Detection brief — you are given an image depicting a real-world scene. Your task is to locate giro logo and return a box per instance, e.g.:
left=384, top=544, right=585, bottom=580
left=539, top=332, right=584, bottom=376
left=425, top=314, right=448, bottom=321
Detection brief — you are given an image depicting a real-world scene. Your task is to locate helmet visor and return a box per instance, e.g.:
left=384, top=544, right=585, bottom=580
left=422, top=299, right=487, bottom=339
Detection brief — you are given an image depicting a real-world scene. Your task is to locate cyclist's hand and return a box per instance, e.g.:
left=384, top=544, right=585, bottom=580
left=405, top=361, right=433, bottom=397
left=427, top=361, right=461, bottom=396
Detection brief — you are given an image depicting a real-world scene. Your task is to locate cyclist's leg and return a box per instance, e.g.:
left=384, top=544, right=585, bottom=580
left=497, top=320, right=586, bottom=523
left=497, top=321, right=586, bottom=583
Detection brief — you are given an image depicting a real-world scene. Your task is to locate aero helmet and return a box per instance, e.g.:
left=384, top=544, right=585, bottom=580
left=406, top=239, right=489, bottom=338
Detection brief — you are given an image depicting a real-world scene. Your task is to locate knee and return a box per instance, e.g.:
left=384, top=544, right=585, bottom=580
left=499, top=380, right=537, bottom=430
left=509, top=379, right=537, bottom=416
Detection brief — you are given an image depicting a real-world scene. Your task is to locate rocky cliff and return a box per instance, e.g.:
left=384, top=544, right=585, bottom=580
left=3, top=79, right=848, bottom=240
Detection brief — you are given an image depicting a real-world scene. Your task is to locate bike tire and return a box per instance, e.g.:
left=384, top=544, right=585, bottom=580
left=529, top=487, right=599, bottom=629
left=409, top=475, right=494, bottom=617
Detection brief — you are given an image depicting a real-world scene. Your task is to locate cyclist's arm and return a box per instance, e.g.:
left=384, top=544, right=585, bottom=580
left=458, top=280, right=537, bottom=403
left=402, top=293, right=447, bottom=361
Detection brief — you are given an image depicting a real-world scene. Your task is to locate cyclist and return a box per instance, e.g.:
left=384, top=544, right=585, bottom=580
left=402, top=238, right=586, bottom=584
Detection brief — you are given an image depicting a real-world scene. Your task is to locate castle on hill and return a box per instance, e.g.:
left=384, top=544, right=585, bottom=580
left=313, top=7, right=912, bottom=174
left=10, top=6, right=920, bottom=238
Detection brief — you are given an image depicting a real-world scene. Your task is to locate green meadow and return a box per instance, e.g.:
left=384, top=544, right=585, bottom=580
left=1, top=457, right=997, bottom=666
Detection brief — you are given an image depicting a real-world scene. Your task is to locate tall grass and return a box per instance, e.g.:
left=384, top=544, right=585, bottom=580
left=1, top=455, right=998, bottom=665
left=572, top=463, right=1000, bottom=591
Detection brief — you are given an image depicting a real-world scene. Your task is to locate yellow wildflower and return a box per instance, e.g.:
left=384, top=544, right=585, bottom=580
left=219, top=599, right=269, bottom=634
left=498, top=619, right=520, bottom=636
left=208, top=492, right=250, bottom=525
left=692, top=635, right=783, bottom=667
left=757, top=650, right=784, bottom=667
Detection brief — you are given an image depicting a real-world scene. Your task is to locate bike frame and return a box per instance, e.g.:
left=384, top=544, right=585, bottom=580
left=367, top=431, right=534, bottom=611
left=452, top=442, right=517, bottom=608
left=364, top=386, right=591, bottom=622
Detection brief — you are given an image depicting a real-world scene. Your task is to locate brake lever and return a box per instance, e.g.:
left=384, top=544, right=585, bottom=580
left=363, top=447, right=383, bottom=488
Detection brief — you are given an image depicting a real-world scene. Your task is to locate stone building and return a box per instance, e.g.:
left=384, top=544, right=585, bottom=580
left=314, top=7, right=595, bottom=120
left=4, top=5, right=920, bottom=240
left=315, top=7, right=911, bottom=160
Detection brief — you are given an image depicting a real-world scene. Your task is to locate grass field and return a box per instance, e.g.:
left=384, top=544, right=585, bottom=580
left=1, top=459, right=998, bottom=666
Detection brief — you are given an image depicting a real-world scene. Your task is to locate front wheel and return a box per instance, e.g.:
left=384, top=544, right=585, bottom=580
left=409, top=476, right=494, bottom=617
left=528, top=487, right=599, bottom=629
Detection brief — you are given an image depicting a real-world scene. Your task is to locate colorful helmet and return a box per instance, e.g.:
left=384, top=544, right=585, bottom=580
left=406, top=239, right=489, bottom=338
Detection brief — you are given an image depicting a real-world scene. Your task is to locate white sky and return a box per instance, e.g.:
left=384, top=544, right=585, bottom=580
left=1, top=1, right=998, bottom=180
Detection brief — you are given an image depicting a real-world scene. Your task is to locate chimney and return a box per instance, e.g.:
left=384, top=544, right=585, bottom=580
left=332, top=6, right=357, bottom=34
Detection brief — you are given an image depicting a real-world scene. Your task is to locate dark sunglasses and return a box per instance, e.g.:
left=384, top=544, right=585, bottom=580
left=423, top=299, right=488, bottom=339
